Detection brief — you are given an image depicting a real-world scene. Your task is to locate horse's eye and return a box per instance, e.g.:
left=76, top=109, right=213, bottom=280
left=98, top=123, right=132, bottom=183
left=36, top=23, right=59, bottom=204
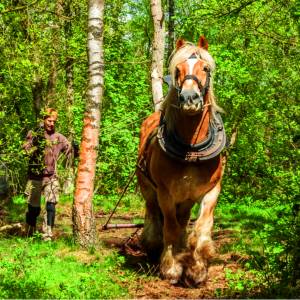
left=203, top=66, right=210, bottom=72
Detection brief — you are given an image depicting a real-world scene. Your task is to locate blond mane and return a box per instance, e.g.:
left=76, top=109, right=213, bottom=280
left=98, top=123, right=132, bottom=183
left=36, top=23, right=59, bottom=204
left=162, top=42, right=223, bottom=130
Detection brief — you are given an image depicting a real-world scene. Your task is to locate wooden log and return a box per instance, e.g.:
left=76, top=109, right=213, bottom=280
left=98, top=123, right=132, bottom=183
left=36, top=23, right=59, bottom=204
left=102, top=223, right=144, bottom=230
left=101, top=217, right=199, bottom=231
left=0, top=223, right=22, bottom=233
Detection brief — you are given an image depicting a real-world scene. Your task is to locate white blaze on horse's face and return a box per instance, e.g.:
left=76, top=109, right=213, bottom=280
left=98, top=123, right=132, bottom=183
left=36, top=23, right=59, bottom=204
left=176, top=57, right=210, bottom=115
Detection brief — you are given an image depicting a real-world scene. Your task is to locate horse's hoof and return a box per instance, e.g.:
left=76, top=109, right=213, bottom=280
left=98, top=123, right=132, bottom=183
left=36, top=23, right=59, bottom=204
left=160, top=262, right=183, bottom=285
left=169, top=278, right=179, bottom=285
left=182, top=261, right=207, bottom=287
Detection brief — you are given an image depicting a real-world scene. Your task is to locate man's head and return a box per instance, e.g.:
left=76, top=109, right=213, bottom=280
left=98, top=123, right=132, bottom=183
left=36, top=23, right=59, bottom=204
left=43, top=108, right=58, bottom=134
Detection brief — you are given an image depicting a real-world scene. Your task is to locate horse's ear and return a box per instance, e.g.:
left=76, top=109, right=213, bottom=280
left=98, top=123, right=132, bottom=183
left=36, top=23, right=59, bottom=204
left=176, top=38, right=186, bottom=50
left=198, top=35, right=209, bottom=50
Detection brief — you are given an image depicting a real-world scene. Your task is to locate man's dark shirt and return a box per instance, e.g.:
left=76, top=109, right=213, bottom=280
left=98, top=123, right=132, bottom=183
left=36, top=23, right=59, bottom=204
left=23, top=128, right=71, bottom=180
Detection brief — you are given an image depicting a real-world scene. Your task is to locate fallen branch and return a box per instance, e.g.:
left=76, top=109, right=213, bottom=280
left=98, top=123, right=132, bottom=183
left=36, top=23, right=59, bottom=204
left=0, top=0, right=39, bottom=15
left=101, top=218, right=197, bottom=230
left=102, top=223, right=144, bottom=230
left=0, top=223, right=22, bottom=233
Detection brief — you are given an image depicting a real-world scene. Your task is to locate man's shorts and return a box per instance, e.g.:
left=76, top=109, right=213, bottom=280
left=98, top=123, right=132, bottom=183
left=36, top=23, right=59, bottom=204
left=25, top=178, right=60, bottom=207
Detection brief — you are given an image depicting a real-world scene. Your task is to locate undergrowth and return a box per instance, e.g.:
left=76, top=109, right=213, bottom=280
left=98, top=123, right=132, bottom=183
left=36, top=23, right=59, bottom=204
left=0, top=237, right=133, bottom=299
left=1, top=194, right=299, bottom=298
left=214, top=201, right=300, bottom=298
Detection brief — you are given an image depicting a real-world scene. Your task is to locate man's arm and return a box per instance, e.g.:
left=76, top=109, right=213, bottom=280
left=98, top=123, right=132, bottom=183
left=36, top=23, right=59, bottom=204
left=23, top=126, right=45, bottom=155
left=23, top=131, right=34, bottom=154
left=60, top=136, right=73, bottom=169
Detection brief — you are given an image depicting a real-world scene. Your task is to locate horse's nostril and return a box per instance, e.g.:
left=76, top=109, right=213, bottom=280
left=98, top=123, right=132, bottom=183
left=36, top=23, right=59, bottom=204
left=188, top=95, right=193, bottom=103
left=193, top=93, right=199, bottom=100
left=180, top=91, right=200, bottom=104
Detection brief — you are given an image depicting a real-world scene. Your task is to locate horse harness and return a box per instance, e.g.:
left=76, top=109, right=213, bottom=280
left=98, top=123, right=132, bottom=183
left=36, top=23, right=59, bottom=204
left=137, top=112, right=226, bottom=188
left=136, top=127, right=159, bottom=189
left=157, top=112, right=226, bottom=162
left=138, top=57, right=225, bottom=186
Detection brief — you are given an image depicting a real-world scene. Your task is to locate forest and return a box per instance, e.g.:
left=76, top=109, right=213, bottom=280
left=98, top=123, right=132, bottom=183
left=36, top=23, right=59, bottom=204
left=0, top=0, right=299, bottom=298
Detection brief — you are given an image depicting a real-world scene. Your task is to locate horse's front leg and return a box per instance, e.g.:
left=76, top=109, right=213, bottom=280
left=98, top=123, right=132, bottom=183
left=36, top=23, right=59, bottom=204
left=158, top=191, right=184, bottom=284
left=138, top=173, right=164, bottom=260
left=184, top=183, right=221, bottom=286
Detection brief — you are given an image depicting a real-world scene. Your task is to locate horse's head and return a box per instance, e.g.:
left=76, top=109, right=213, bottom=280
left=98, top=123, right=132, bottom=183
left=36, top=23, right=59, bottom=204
left=169, top=36, right=215, bottom=115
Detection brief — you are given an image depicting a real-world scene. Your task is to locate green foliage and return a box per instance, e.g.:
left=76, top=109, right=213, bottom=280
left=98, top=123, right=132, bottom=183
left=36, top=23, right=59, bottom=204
left=0, top=0, right=88, bottom=192
left=97, top=1, right=152, bottom=194
left=0, top=0, right=299, bottom=297
left=0, top=238, right=131, bottom=299
left=248, top=205, right=300, bottom=297
left=223, top=268, right=259, bottom=298
left=94, top=192, right=143, bottom=215
left=215, top=202, right=300, bottom=297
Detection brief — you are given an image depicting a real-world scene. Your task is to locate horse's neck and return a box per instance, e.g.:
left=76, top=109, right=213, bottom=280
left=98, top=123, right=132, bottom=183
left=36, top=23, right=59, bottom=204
left=174, top=106, right=210, bottom=145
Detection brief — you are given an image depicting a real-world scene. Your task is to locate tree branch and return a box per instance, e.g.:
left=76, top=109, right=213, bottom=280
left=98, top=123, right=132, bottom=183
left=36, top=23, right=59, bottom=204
left=0, top=0, right=39, bottom=15
left=215, top=0, right=258, bottom=18
left=194, top=0, right=264, bottom=19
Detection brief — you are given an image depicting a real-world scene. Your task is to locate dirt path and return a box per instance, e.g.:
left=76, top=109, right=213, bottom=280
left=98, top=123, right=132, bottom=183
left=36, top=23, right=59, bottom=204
left=0, top=203, right=246, bottom=299
left=96, top=211, right=245, bottom=299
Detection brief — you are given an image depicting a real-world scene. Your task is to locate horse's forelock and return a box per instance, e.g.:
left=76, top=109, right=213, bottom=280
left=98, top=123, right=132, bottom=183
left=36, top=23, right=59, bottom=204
left=163, top=43, right=222, bottom=129
left=169, top=43, right=215, bottom=86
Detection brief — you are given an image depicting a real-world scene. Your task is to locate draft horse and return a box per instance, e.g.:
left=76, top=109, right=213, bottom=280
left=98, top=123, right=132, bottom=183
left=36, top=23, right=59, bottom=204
left=137, top=36, right=226, bottom=286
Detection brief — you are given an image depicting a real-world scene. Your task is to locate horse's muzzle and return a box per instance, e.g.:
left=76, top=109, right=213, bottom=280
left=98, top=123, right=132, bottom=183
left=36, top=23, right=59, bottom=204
left=179, top=90, right=203, bottom=113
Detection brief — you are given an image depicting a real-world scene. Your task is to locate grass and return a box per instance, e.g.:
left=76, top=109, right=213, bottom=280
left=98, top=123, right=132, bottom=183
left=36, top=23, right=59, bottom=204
left=0, top=237, right=134, bottom=299
left=1, top=193, right=299, bottom=298
left=214, top=201, right=300, bottom=298
left=0, top=193, right=148, bottom=299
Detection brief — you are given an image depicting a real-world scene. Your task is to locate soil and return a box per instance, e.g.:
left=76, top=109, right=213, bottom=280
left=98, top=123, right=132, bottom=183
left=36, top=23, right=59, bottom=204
left=96, top=210, right=246, bottom=299
left=0, top=203, right=247, bottom=299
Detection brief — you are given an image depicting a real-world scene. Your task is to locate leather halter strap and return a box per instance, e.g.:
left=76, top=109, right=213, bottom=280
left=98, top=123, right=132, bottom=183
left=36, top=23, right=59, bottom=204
left=175, top=55, right=211, bottom=97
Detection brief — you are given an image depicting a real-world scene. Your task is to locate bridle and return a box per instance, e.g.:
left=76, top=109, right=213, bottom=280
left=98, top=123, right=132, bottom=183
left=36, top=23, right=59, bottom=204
left=174, top=54, right=211, bottom=99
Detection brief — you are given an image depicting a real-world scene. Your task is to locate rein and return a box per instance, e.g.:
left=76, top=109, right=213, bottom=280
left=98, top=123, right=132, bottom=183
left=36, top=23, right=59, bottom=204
left=191, top=107, right=209, bottom=145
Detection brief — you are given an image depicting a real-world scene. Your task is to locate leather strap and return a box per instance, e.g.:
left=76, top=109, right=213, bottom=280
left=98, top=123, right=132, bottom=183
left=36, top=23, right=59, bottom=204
left=157, top=113, right=226, bottom=162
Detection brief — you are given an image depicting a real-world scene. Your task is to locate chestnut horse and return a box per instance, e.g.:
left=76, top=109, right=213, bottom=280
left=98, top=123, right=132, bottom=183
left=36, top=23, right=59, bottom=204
left=137, top=36, right=226, bottom=286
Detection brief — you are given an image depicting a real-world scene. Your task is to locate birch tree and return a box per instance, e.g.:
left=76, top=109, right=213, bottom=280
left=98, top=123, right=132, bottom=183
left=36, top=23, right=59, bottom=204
left=62, top=0, right=75, bottom=194
left=73, top=0, right=104, bottom=248
left=167, top=0, right=175, bottom=60
left=150, top=0, right=165, bottom=111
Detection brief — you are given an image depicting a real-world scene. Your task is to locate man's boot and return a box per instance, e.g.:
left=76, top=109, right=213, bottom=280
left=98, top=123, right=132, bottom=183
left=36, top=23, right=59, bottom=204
left=25, top=204, right=41, bottom=237
left=25, top=223, right=36, bottom=237
left=42, top=225, right=53, bottom=241
left=42, top=202, right=55, bottom=241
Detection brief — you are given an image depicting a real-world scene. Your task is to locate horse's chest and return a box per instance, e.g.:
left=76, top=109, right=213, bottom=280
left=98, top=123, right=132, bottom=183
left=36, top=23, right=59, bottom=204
left=172, top=168, right=217, bottom=199
left=151, top=149, right=222, bottom=201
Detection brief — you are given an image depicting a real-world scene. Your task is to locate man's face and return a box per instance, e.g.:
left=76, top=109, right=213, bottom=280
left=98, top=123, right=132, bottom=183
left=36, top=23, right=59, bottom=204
left=44, top=116, right=56, bottom=133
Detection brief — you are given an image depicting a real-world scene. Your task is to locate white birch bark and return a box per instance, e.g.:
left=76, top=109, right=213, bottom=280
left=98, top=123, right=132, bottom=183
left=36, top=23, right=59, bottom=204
left=73, top=0, right=104, bottom=248
left=150, top=0, right=165, bottom=111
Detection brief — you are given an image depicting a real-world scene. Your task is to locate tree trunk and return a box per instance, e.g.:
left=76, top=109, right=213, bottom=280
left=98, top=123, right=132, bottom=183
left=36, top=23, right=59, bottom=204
left=63, top=0, right=75, bottom=194
left=62, top=55, right=75, bottom=194
left=45, top=0, right=64, bottom=107
left=32, top=76, right=43, bottom=121
left=150, top=0, right=165, bottom=112
left=63, top=0, right=75, bottom=141
left=167, top=0, right=175, bottom=60
left=72, top=0, right=104, bottom=248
